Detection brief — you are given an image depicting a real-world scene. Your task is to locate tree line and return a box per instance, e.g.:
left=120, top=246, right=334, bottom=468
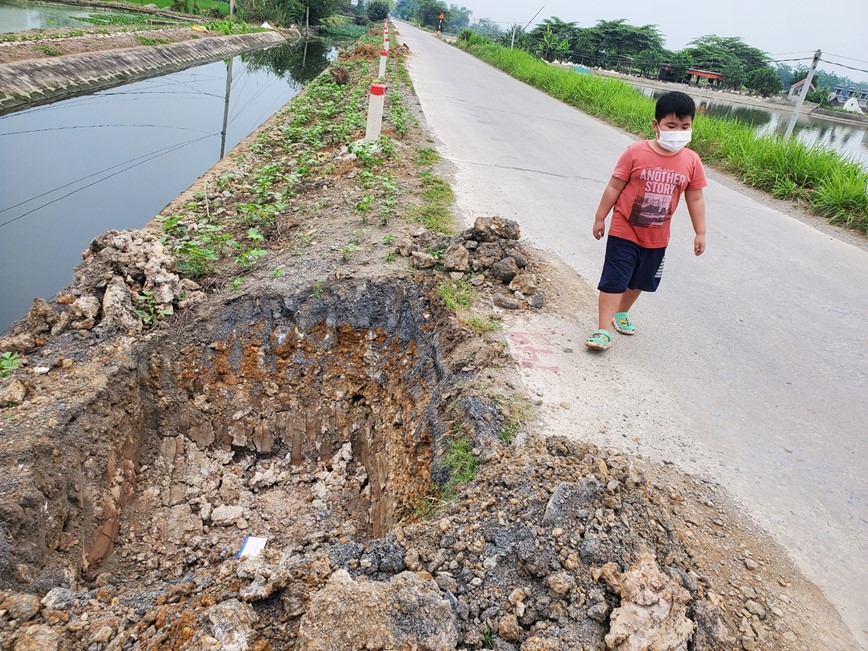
left=469, top=16, right=866, bottom=99
left=227, top=0, right=865, bottom=100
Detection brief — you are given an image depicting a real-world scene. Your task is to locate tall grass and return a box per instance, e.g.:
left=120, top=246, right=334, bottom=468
left=456, top=32, right=868, bottom=233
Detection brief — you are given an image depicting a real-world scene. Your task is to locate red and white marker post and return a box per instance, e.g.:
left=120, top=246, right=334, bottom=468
left=378, top=50, right=388, bottom=78
left=384, top=33, right=390, bottom=52
left=365, top=84, right=386, bottom=141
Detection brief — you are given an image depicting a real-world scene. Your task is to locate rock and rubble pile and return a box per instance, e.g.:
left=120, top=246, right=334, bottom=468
left=0, top=229, right=203, bottom=354
left=0, top=435, right=740, bottom=650
left=399, top=216, right=545, bottom=311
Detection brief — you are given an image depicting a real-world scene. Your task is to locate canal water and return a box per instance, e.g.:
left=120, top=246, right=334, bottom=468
left=636, top=85, right=868, bottom=171
left=0, top=41, right=335, bottom=333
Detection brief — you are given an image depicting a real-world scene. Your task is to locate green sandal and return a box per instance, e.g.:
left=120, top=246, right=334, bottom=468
left=612, top=312, right=635, bottom=335
left=585, top=329, right=613, bottom=350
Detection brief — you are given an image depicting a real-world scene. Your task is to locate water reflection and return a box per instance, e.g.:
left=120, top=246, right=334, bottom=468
left=0, top=41, right=333, bottom=332
left=243, top=40, right=336, bottom=87
left=635, top=85, right=868, bottom=169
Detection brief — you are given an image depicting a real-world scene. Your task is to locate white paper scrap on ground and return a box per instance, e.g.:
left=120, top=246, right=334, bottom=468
left=237, top=536, right=268, bottom=558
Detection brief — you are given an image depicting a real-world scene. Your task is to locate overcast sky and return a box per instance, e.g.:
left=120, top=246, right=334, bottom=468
left=460, top=0, right=868, bottom=83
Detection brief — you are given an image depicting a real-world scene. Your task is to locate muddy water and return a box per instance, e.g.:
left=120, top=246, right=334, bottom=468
left=0, top=41, right=334, bottom=333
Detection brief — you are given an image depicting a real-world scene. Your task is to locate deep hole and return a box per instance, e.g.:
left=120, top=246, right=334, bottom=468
left=68, top=281, right=448, bottom=582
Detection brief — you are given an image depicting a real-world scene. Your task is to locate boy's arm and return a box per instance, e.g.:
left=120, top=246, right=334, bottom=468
left=593, top=176, right=628, bottom=240
left=685, top=188, right=707, bottom=256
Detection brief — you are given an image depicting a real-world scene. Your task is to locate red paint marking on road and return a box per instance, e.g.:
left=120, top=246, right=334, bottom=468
left=506, top=331, right=560, bottom=373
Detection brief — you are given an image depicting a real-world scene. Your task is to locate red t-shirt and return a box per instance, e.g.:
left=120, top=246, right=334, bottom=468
left=609, top=141, right=707, bottom=248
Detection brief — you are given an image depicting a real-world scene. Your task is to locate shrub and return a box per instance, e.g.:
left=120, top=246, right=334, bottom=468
left=367, top=0, right=390, bottom=21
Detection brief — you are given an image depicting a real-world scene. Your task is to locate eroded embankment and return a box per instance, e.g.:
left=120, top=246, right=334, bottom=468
left=0, top=278, right=463, bottom=581
left=0, top=272, right=730, bottom=650
left=0, top=30, right=285, bottom=114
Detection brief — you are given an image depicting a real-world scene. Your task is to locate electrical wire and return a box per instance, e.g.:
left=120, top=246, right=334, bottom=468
left=0, top=124, right=214, bottom=137
left=824, top=52, right=868, bottom=66
left=767, top=57, right=814, bottom=63
left=0, top=133, right=218, bottom=230
left=820, top=58, right=868, bottom=76
left=0, top=136, right=211, bottom=215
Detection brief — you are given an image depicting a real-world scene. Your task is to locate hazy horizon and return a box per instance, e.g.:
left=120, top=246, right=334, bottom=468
left=456, top=0, right=868, bottom=83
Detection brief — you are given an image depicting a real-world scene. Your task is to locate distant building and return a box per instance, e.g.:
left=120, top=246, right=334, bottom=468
left=659, top=66, right=725, bottom=87
left=787, top=78, right=816, bottom=100
left=828, top=84, right=868, bottom=110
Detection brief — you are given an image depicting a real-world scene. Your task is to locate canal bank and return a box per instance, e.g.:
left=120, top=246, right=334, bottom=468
left=592, top=69, right=817, bottom=114
left=0, top=29, right=286, bottom=113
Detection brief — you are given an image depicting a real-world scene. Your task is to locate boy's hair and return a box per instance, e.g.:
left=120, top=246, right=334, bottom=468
left=655, top=91, right=696, bottom=121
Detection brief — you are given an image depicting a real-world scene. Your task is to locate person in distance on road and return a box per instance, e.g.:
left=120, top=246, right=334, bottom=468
left=585, top=91, right=708, bottom=351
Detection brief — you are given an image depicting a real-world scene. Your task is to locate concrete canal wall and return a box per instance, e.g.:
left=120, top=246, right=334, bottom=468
left=0, top=31, right=285, bottom=114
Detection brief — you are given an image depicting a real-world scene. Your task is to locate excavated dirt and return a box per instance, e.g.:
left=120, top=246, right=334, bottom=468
left=0, top=26, right=859, bottom=651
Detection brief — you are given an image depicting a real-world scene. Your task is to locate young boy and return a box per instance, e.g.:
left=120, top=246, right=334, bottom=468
left=585, top=91, right=707, bottom=351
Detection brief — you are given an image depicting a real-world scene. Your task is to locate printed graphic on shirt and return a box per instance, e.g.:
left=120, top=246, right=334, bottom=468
left=627, top=167, right=688, bottom=227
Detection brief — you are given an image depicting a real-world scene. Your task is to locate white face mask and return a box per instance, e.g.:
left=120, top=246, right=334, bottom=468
left=657, top=129, right=692, bottom=152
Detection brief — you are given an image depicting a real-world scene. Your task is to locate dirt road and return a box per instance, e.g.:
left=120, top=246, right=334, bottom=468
left=395, top=21, right=868, bottom=648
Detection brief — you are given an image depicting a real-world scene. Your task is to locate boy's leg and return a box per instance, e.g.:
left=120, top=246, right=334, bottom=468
left=598, top=291, right=623, bottom=331
left=617, top=289, right=642, bottom=314
left=588, top=237, right=639, bottom=350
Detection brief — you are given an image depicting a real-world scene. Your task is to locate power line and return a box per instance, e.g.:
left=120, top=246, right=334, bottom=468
left=768, top=50, right=815, bottom=56
left=824, top=52, right=868, bottom=66
left=0, top=133, right=218, bottom=230
left=0, top=137, right=211, bottom=216
left=767, top=57, right=814, bottom=63
left=0, top=124, right=214, bottom=138
left=820, top=58, right=868, bottom=76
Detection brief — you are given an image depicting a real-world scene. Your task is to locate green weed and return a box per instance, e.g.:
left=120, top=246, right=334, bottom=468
left=0, top=352, right=22, bottom=378
left=417, top=147, right=440, bottom=166
left=340, top=242, right=363, bottom=262
left=134, top=291, right=172, bottom=329
left=35, top=43, right=64, bottom=56
left=438, top=279, right=473, bottom=311
left=441, top=432, right=479, bottom=499
left=136, top=36, right=172, bottom=46
left=463, top=314, right=501, bottom=334
left=355, top=194, right=375, bottom=216
left=388, top=91, right=411, bottom=137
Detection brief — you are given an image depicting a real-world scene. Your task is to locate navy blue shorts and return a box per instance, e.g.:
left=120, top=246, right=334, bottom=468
left=598, top=236, right=666, bottom=293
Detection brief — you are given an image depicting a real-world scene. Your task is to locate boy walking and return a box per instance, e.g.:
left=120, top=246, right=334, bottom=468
left=586, top=91, right=708, bottom=351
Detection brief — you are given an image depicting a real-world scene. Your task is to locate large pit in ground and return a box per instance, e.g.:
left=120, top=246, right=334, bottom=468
left=2, top=278, right=474, bottom=588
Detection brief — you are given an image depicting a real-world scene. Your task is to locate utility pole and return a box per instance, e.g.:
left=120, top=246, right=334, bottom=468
left=220, top=57, right=233, bottom=159
left=784, top=49, right=821, bottom=140
left=229, top=0, right=234, bottom=19
left=510, top=5, right=545, bottom=49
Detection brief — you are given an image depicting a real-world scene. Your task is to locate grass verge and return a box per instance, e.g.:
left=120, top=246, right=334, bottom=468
left=455, top=31, right=868, bottom=233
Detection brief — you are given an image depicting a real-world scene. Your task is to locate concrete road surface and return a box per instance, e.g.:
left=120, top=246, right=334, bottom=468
left=394, top=21, right=868, bottom=647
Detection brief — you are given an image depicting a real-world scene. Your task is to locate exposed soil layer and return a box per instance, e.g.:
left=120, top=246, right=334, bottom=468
left=0, top=27, right=859, bottom=651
